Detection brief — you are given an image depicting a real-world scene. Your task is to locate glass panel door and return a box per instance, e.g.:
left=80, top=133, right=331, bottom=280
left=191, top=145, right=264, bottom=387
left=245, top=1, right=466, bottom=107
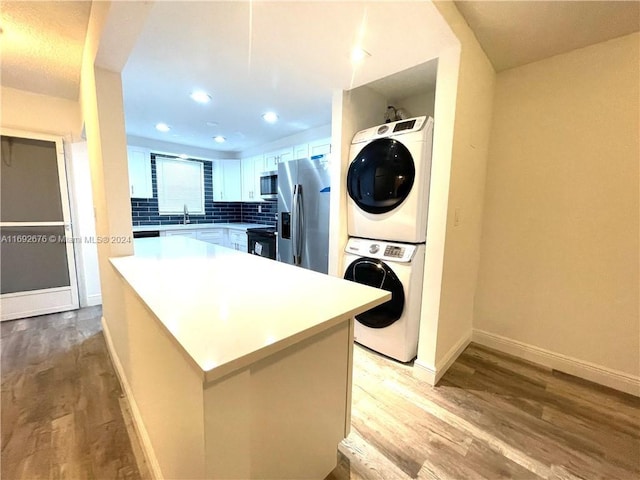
left=0, top=131, right=79, bottom=320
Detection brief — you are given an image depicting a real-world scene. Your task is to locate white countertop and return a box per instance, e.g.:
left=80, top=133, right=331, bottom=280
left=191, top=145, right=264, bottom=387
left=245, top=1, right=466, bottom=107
left=132, top=223, right=271, bottom=232
left=110, top=236, right=390, bottom=383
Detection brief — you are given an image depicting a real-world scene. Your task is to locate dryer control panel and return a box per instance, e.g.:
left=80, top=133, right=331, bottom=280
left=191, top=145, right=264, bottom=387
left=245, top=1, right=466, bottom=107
left=345, top=237, right=416, bottom=263
left=351, top=116, right=428, bottom=144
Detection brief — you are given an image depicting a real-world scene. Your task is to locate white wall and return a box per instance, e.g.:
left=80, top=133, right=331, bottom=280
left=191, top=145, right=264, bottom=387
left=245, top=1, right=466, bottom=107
left=474, top=33, right=640, bottom=394
left=127, top=135, right=239, bottom=161
left=391, top=89, right=437, bottom=119
left=68, top=141, right=102, bottom=306
left=328, top=86, right=387, bottom=276
left=241, top=124, right=332, bottom=159
left=414, top=1, right=496, bottom=383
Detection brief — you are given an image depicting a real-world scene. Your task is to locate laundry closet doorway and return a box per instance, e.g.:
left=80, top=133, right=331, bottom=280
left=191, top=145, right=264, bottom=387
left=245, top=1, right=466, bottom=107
left=0, top=129, right=79, bottom=321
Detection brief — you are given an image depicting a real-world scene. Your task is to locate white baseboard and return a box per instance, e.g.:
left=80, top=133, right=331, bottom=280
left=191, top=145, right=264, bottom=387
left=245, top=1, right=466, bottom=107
left=473, top=329, right=640, bottom=397
left=101, top=317, right=162, bottom=479
left=413, top=359, right=436, bottom=385
left=414, top=332, right=472, bottom=386
left=86, top=293, right=102, bottom=307
left=435, top=333, right=472, bottom=382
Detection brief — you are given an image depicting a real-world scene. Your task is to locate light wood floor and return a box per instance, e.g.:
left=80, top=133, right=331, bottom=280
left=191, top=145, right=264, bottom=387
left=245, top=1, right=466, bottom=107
left=2, top=308, right=638, bottom=479
left=328, top=344, right=640, bottom=480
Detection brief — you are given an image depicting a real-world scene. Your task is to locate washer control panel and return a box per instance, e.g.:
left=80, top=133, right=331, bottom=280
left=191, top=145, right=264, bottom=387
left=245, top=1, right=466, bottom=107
left=345, top=237, right=416, bottom=263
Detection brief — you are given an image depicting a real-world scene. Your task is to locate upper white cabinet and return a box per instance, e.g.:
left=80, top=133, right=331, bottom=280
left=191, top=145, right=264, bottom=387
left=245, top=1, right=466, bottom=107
left=241, top=155, right=265, bottom=202
left=212, top=160, right=242, bottom=202
left=127, top=146, right=152, bottom=198
left=308, top=137, right=332, bottom=157
left=240, top=136, right=331, bottom=202
left=264, top=146, right=294, bottom=169
left=293, top=143, right=309, bottom=160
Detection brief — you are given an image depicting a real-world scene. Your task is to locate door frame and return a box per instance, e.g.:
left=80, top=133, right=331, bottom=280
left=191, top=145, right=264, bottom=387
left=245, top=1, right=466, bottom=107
left=0, top=128, right=80, bottom=321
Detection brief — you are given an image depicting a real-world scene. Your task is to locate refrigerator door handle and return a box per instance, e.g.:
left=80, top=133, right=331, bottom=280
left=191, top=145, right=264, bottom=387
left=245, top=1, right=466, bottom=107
left=292, top=185, right=300, bottom=265
left=296, top=185, right=304, bottom=266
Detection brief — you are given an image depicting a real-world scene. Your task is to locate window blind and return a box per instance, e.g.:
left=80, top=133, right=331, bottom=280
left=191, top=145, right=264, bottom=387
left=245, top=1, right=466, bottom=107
left=156, top=156, right=205, bottom=214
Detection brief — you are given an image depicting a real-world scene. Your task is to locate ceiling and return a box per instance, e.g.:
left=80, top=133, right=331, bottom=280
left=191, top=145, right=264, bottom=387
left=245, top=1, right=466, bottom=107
left=0, top=0, right=91, bottom=100
left=454, top=1, right=640, bottom=71
left=1, top=1, right=638, bottom=155
left=120, top=1, right=450, bottom=154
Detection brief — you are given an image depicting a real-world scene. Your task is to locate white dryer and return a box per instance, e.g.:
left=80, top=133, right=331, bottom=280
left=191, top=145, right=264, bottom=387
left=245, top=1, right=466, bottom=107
left=347, top=116, right=434, bottom=243
left=343, top=237, right=425, bottom=362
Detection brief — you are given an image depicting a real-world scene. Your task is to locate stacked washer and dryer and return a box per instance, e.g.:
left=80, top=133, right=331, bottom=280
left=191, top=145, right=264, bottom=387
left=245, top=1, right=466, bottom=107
left=343, top=116, right=434, bottom=362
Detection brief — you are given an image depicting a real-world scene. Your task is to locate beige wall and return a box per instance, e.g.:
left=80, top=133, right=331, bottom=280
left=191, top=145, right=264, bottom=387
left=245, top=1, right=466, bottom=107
left=79, top=1, right=135, bottom=381
left=0, top=86, right=82, bottom=141
left=416, top=1, right=496, bottom=381
left=475, top=33, right=640, bottom=381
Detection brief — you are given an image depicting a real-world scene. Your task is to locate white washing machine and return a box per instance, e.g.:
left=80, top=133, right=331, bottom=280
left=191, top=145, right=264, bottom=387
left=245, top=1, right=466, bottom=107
left=343, top=237, right=425, bottom=362
left=347, top=116, right=434, bottom=243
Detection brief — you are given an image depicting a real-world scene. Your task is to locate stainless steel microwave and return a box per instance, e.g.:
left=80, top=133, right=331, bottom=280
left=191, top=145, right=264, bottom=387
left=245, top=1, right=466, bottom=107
left=260, top=170, right=278, bottom=199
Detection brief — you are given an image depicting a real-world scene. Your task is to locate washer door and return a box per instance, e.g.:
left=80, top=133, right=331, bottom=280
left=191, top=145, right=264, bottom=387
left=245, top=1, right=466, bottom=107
left=347, top=138, right=416, bottom=214
left=344, top=258, right=405, bottom=328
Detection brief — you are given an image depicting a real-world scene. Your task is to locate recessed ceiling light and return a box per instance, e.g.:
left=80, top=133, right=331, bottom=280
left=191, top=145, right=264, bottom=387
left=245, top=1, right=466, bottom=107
left=190, top=90, right=212, bottom=104
left=213, top=136, right=226, bottom=143
left=262, top=111, right=278, bottom=124
left=206, top=121, right=219, bottom=127
left=155, top=122, right=170, bottom=132
left=351, top=46, right=371, bottom=63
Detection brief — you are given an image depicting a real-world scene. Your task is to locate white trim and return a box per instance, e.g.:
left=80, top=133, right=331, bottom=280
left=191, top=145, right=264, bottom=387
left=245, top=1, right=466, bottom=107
left=1, top=285, right=69, bottom=298
left=473, top=329, right=640, bottom=397
left=413, top=359, right=436, bottom=385
left=0, top=222, right=66, bottom=227
left=86, top=293, right=102, bottom=307
left=413, top=332, right=472, bottom=386
left=101, top=317, right=162, bottom=479
left=0, top=287, right=77, bottom=321
left=435, top=333, right=472, bottom=381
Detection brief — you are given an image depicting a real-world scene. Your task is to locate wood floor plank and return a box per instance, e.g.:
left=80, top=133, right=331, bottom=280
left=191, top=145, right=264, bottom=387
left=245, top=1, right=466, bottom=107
left=1, top=307, right=146, bottom=480
left=328, top=343, right=639, bottom=480
left=3, top=308, right=638, bottom=480
left=333, top=429, right=412, bottom=480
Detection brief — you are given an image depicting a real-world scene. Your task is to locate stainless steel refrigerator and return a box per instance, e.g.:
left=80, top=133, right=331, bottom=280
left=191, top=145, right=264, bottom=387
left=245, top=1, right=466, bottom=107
left=277, top=155, right=331, bottom=274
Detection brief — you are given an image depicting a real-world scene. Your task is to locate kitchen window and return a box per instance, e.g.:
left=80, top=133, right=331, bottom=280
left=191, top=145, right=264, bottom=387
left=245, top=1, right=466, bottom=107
left=156, top=155, right=205, bottom=214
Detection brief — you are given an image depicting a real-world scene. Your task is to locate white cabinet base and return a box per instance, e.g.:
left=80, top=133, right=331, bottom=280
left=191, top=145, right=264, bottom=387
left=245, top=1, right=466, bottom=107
left=110, top=278, right=352, bottom=480
left=204, top=322, right=350, bottom=479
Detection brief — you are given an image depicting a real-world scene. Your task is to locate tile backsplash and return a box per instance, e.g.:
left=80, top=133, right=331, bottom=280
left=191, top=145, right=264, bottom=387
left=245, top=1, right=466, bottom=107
left=241, top=202, right=278, bottom=226
left=130, top=155, right=276, bottom=227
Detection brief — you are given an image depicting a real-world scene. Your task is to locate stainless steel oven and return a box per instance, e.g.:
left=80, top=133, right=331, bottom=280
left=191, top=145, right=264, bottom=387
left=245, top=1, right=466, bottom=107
left=259, top=170, right=278, bottom=200
left=247, top=227, right=277, bottom=260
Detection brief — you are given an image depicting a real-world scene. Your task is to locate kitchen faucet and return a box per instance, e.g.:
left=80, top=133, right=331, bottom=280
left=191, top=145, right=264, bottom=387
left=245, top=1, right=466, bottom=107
left=183, top=204, right=190, bottom=224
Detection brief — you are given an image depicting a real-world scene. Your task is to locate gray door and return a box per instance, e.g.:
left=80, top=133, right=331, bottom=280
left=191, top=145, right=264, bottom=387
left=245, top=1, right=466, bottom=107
left=0, top=130, right=79, bottom=320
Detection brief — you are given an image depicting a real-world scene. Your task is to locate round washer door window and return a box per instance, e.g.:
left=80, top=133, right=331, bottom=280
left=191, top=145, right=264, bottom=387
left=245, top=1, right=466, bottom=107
left=344, top=258, right=405, bottom=328
left=347, top=138, right=416, bottom=214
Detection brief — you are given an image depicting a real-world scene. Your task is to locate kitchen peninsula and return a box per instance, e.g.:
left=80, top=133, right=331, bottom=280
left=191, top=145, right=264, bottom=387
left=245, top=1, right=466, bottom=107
left=106, top=236, right=390, bottom=480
